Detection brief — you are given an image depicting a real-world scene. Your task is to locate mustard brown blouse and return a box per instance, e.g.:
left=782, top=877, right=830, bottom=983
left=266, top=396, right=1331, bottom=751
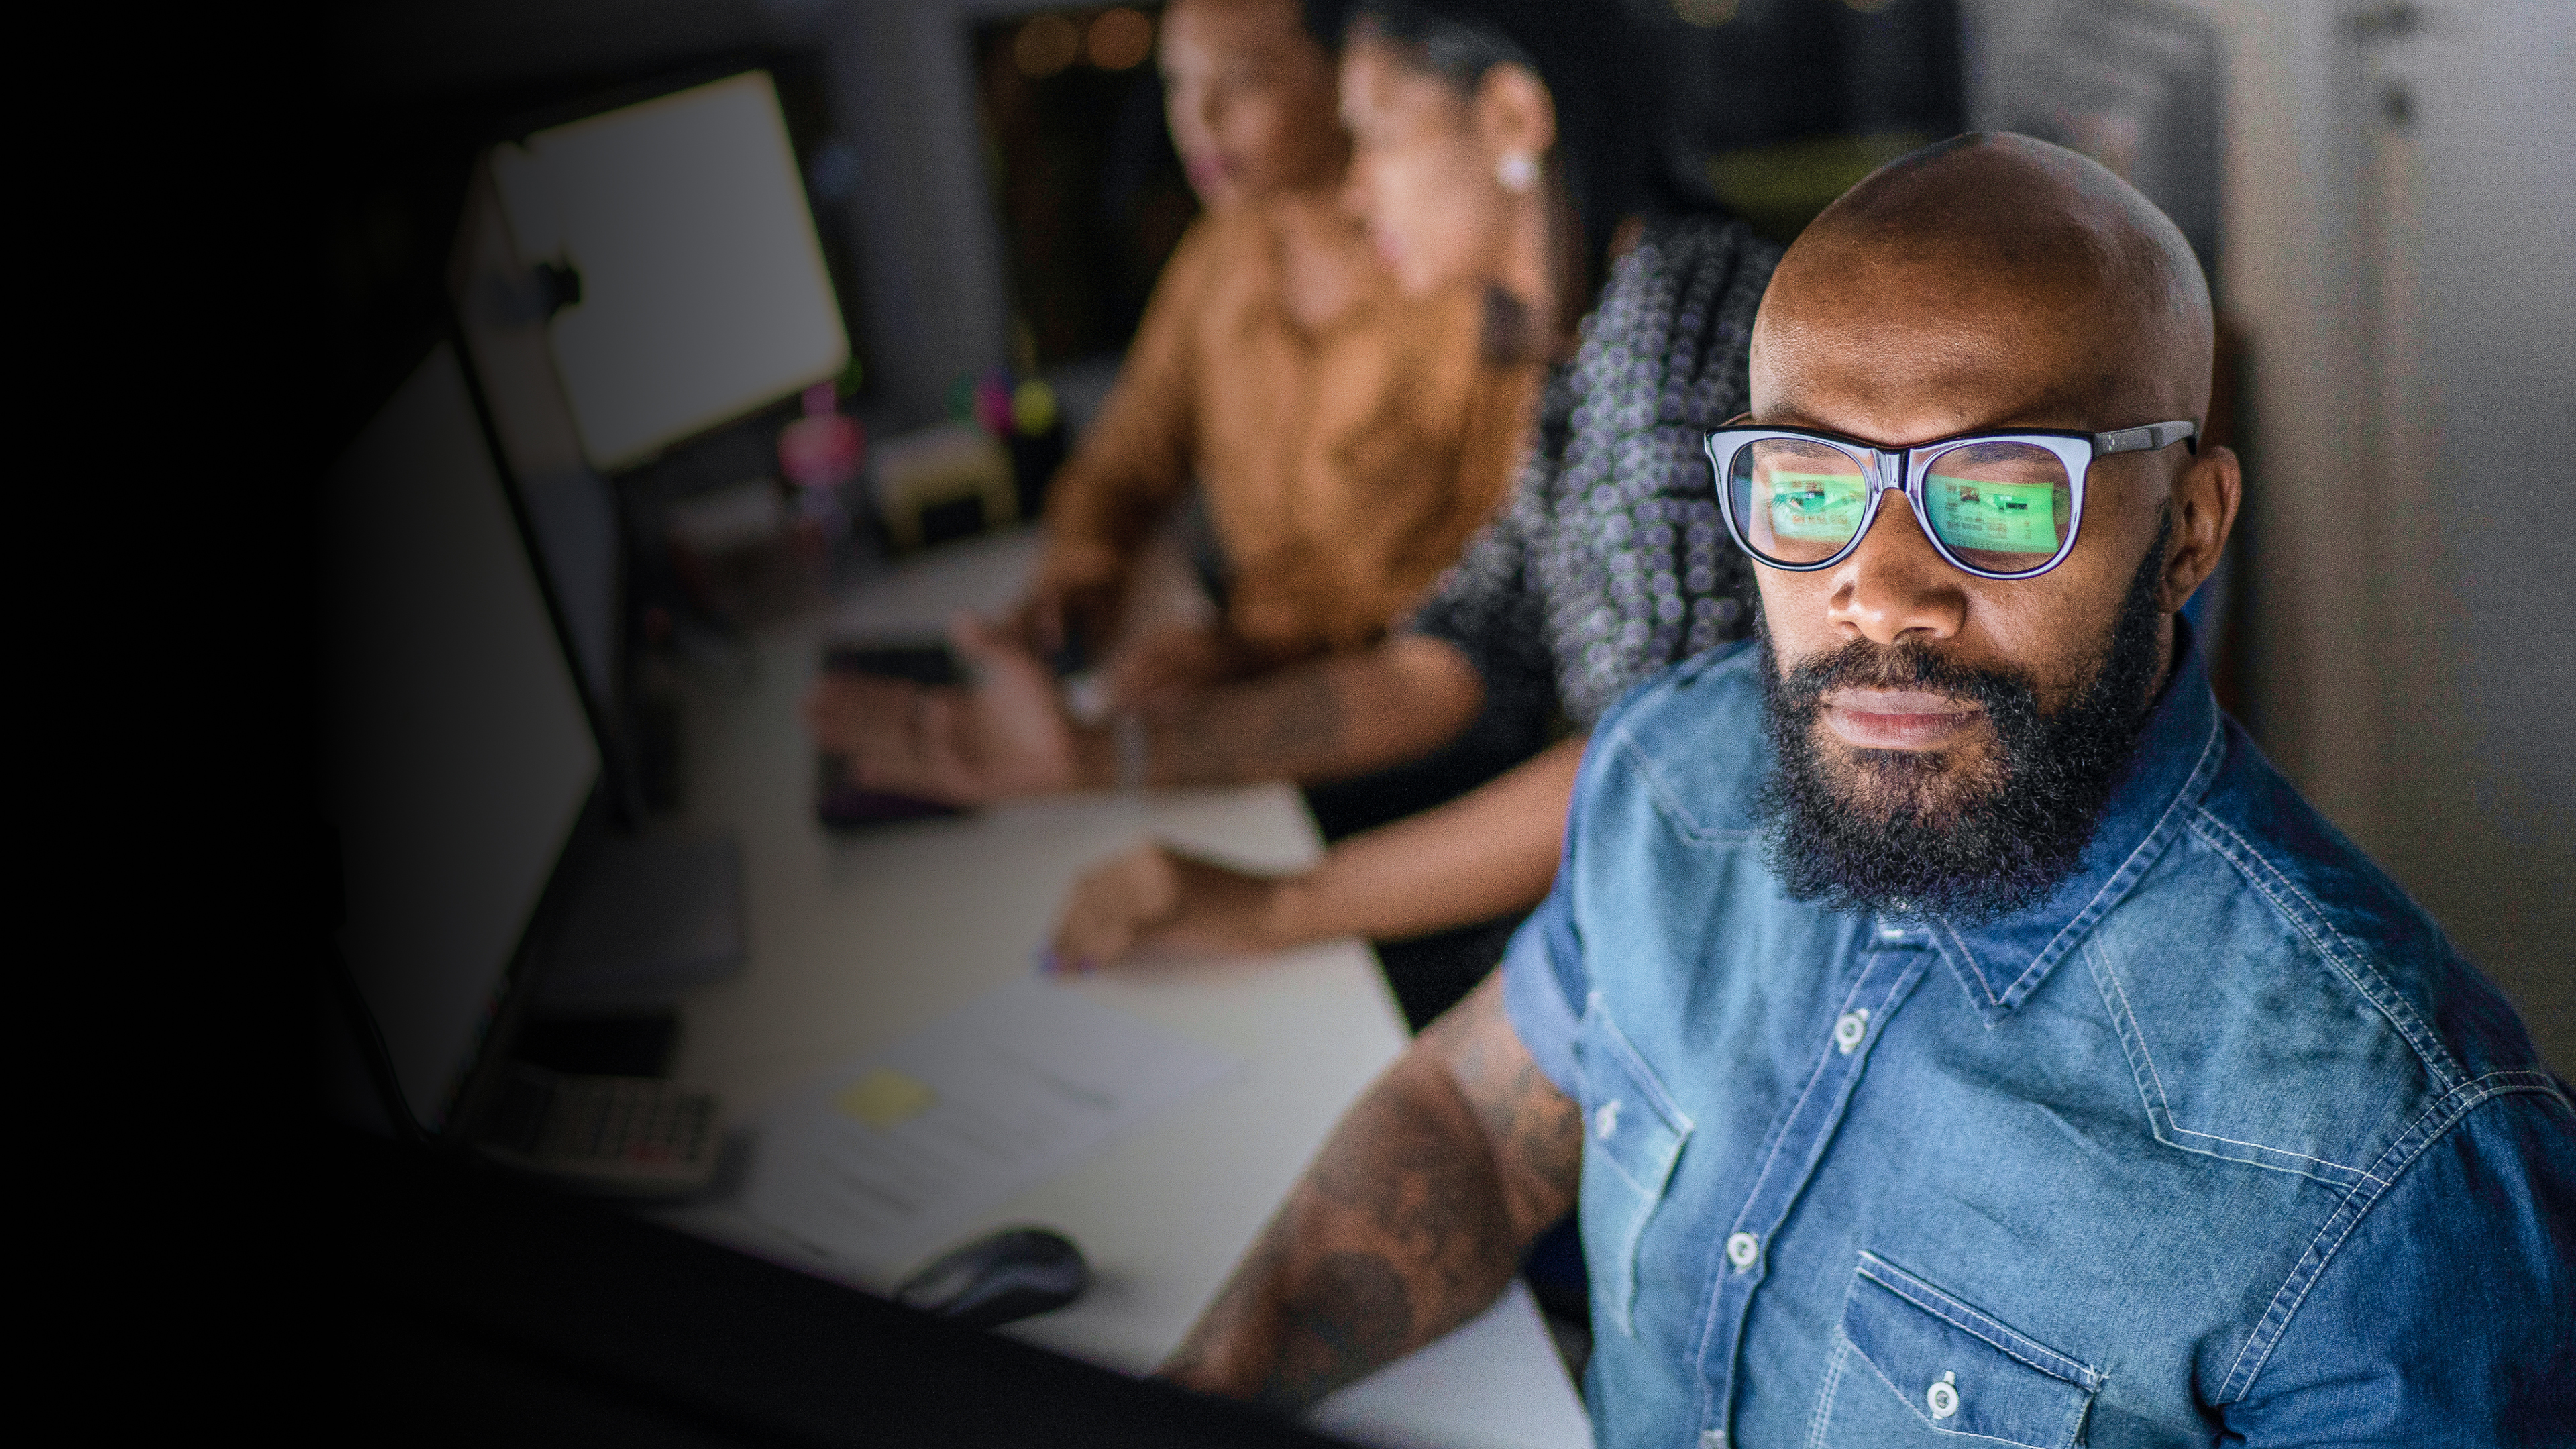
left=1038, top=197, right=1540, bottom=661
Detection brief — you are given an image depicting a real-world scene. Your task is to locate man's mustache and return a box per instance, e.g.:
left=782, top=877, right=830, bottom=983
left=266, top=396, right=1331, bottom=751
left=1772, top=637, right=2039, bottom=722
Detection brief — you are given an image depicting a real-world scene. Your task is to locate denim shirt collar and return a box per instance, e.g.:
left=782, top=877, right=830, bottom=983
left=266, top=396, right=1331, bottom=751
left=1898, top=620, right=2229, bottom=1024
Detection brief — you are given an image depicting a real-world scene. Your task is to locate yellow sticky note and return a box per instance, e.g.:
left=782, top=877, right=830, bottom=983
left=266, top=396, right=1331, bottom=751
left=835, top=1067, right=936, bottom=1128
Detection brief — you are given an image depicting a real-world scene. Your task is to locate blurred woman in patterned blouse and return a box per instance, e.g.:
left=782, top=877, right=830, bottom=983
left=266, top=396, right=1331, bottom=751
left=837, top=0, right=1782, bottom=1025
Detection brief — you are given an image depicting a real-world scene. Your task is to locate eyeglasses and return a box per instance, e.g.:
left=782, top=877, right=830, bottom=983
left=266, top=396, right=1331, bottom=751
left=1703, top=421, right=2196, bottom=580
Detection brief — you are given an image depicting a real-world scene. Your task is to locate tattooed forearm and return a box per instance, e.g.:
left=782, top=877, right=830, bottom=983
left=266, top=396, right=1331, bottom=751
left=1164, top=1054, right=1514, bottom=1407
left=1428, top=974, right=1585, bottom=1230
left=1150, top=666, right=1348, bottom=786
left=1134, top=636, right=1482, bottom=790
left=1162, top=969, right=1582, bottom=1409
left=1266, top=1251, right=1415, bottom=1409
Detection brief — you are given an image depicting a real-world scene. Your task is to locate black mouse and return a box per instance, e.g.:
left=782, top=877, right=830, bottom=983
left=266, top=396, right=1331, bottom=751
left=895, top=1226, right=1089, bottom=1330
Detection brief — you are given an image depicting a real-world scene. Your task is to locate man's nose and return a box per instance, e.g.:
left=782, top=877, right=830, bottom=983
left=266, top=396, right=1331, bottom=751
left=1829, top=490, right=1966, bottom=645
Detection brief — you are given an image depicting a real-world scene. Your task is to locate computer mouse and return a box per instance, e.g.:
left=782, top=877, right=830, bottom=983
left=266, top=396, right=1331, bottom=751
left=895, top=1226, right=1089, bottom=1330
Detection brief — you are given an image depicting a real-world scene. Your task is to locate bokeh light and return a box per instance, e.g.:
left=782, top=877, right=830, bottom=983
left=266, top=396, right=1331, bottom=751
left=1014, top=13, right=1081, bottom=78
left=1087, top=8, right=1155, bottom=71
left=1672, top=0, right=1739, bottom=26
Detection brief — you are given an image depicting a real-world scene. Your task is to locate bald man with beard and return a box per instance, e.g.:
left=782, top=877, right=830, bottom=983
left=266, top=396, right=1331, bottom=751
left=1161, top=136, right=2575, bottom=1446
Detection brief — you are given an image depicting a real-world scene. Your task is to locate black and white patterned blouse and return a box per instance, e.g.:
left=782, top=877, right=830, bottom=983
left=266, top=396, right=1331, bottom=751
left=1411, top=212, right=1781, bottom=744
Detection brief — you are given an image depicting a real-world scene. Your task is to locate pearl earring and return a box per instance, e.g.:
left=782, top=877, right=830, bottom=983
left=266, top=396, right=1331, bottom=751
left=1497, top=152, right=1538, bottom=193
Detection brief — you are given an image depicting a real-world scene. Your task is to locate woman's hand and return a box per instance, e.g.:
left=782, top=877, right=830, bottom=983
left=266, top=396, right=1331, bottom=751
left=1016, top=553, right=1128, bottom=662
left=800, top=613, right=1081, bottom=805
left=1047, top=842, right=1305, bottom=972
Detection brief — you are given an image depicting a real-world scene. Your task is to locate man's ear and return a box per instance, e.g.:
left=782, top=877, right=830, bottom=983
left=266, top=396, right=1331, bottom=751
left=2159, top=444, right=2241, bottom=612
left=1472, top=62, right=1556, bottom=169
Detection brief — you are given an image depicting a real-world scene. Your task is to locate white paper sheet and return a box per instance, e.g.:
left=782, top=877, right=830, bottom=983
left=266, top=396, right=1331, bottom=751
left=741, top=978, right=1239, bottom=1276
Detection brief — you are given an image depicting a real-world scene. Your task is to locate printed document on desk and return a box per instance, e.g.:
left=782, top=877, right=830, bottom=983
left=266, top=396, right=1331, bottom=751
left=741, top=977, right=1238, bottom=1276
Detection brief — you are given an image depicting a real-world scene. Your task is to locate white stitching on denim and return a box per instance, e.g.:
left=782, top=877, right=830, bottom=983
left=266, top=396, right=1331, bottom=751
left=1856, top=1253, right=2106, bottom=1388
left=2184, top=810, right=2461, bottom=1092
left=1933, top=708, right=2224, bottom=1023
left=1932, top=918, right=2002, bottom=1007
left=1587, top=1130, right=1676, bottom=1199
left=1689, top=961, right=1927, bottom=1430
left=1578, top=1002, right=1693, bottom=1337
left=2186, top=810, right=2438, bottom=1059
left=1617, top=722, right=1760, bottom=847
left=1721, top=967, right=1895, bottom=1242
left=2083, top=938, right=2380, bottom=1188
left=1858, top=1265, right=2097, bottom=1387
left=1810, top=1269, right=1876, bottom=1449
left=1589, top=998, right=1699, bottom=1137
left=2215, top=1071, right=2567, bottom=1401
left=1844, top=1332, right=2074, bottom=1448
left=1803, top=1327, right=1851, bottom=1449
left=2004, top=713, right=2226, bottom=1005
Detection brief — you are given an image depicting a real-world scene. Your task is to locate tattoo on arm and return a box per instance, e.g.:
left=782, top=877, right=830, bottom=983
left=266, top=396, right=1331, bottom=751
left=1162, top=973, right=1580, bottom=1409
left=1151, top=665, right=1348, bottom=786
left=1433, top=975, right=1585, bottom=1232
left=1267, top=1252, right=1415, bottom=1409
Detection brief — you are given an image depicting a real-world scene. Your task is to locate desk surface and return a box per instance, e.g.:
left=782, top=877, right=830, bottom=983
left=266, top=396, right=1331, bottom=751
left=649, top=528, right=1591, bottom=1449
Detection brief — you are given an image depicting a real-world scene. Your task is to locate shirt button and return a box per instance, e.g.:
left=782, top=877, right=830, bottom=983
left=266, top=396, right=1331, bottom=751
left=1699, top=1432, right=1727, bottom=1449
left=1725, top=1231, right=1759, bottom=1269
left=1833, top=1009, right=1870, bottom=1054
left=1594, top=1099, right=1622, bottom=1140
left=1927, top=1371, right=1960, bottom=1419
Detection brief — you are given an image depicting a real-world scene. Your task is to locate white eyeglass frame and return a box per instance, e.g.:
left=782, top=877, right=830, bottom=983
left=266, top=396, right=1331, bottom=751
left=1702, top=420, right=2196, bottom=580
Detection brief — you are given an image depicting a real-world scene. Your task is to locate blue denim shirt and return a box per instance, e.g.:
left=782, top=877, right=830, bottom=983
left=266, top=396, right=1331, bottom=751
left=1503, top=629, right=2574, bottom=1448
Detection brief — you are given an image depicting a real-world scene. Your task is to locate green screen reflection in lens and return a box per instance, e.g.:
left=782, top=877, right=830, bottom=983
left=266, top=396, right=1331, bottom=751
left=1766, top=470, right=1866, bottom=543
left=1927, top=474, right=2060, bottom=555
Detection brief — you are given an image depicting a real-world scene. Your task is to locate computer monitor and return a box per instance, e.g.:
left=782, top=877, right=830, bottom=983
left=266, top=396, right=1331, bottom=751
left=321, top=340, right=604, bottom=1134
left=486, top=70, right=851, bottom=474
left=451, top=158, right=648, bottom=826
left=452, top=68, right=857, bottom=826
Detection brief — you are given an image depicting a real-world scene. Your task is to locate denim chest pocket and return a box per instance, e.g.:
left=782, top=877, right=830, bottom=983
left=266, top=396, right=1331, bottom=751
left=1572, top=997, right=1693, bottom=1337
left=1813, top=1252, right=2106, bottom=1449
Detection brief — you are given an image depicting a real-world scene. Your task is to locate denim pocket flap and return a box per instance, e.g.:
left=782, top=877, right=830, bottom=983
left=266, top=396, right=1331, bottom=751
left=1841, top=1252, right=2105, bottom=1449
left=1574, top=998, right=1693, bottom=1199
left=1574, top=998, right=1693, bottom=1335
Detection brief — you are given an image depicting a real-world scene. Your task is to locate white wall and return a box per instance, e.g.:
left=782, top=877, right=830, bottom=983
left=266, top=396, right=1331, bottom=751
left=1982, top=0, right=2576, bottom=1067
left=2342, top=2, right=2576, bottom=1069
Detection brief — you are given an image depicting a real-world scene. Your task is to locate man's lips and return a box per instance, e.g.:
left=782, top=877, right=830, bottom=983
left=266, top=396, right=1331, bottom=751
left=1821, top=688, right=1983, bottom=750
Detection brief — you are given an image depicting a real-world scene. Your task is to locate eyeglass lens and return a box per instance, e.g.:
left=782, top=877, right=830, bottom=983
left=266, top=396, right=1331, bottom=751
left=1727, top=438, right=2073, bottom=573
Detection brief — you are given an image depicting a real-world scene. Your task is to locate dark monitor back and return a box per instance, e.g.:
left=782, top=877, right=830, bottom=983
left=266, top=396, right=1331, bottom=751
left=321, top=341, right=605, bottom=1134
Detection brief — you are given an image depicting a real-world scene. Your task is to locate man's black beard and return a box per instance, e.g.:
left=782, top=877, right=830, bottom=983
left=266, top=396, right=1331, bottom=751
left=1754, top=523, right=2170, bottom=926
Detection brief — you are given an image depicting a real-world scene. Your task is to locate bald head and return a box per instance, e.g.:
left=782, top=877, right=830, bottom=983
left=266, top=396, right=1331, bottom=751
left=1756, top=133, right=2212, bottom=442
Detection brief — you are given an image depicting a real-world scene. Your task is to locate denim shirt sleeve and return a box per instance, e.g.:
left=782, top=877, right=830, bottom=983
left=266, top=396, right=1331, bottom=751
left=1502, top=883, right=1585, bottom=1098
left=2220, top=1089, right=2576, bottom=1446
left=1503, top=715, right=1636, bottom=1098
left=1502, top=659, right=1723, bottom=1098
